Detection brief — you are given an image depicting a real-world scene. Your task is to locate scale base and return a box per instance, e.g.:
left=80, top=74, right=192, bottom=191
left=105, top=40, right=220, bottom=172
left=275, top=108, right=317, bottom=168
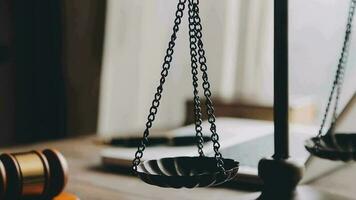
left=255, top=158, right=353, bottom=199
left=258, top=158, right=304, bottom=196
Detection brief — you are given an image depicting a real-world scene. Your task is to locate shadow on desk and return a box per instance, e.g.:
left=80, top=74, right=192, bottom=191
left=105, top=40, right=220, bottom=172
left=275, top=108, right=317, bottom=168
left=96, top=164, right=263, bottom=192
left=93, top=164, right=354, bottom=200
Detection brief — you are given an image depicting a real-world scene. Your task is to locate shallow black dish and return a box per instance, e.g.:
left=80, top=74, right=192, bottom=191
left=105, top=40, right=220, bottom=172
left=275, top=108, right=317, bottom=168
left=305, top=133, right=356, bottom=161
left=136, top=156, right=239, bottom=188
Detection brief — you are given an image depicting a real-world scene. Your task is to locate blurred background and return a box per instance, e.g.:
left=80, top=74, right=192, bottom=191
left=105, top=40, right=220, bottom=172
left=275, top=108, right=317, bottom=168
left=0, top=0, right=355, bottom=146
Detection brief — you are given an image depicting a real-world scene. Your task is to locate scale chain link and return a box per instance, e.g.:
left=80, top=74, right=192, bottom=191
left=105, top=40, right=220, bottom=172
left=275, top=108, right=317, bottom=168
left=188, top=0, right=205, bottom=157
left=316, top=0, right=355, bottom=145
left=133, top=0, right=226, bottom=173
left=332, top=0, right=356, bottom=123
left=132, top=0, right=187, bottom=172
left=191, top=0, right=225, bottom=172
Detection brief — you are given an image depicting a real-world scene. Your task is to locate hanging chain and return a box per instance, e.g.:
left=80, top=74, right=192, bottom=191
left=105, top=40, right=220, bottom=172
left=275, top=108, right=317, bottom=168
left=317, top=0, right=355, bottom=140
left=191, top=0, right=225, bottom=172
left=133, top=0, right=226, bottom=173
left=188, top=0, right=205, bottom=157
left=132, top=0, right=187, bottom=172
left=332, top=0, right=356, bottom=123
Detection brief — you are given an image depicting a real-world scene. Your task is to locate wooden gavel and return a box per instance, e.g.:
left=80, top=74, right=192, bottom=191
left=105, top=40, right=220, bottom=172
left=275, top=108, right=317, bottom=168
left=0, top=149, right=68, bottom=200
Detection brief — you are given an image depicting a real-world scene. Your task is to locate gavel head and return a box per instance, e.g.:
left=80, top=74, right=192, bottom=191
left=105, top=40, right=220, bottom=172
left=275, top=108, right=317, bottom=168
left=0, top=161, right=6, bottom=200
left=0, top=149, right=68, bottom=200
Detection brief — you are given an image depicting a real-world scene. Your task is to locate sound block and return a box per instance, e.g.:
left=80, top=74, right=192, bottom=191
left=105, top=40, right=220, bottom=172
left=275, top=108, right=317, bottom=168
left=53, top=193, right=79, bottom=200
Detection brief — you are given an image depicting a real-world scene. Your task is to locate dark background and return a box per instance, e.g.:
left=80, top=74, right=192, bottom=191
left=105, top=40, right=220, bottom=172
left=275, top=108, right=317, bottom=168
left=0, top=0, right=106, bottom=146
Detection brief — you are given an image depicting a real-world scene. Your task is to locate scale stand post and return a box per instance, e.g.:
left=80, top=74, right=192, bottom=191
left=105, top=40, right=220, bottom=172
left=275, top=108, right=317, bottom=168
left=257, top=0, right=304, bottom=198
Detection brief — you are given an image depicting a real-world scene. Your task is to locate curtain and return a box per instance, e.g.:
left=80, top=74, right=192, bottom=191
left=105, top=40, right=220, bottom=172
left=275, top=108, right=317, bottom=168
left=98, top=0, right=273, bottom=135
left=220, top=0, right=273, bottom=103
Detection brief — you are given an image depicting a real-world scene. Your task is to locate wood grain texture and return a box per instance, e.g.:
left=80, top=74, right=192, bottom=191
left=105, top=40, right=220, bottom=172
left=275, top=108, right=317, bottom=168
left=1, top=136, right=355, bottom=200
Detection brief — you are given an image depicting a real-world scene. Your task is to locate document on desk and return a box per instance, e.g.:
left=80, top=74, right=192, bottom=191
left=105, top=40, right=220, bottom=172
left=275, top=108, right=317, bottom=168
left=101, top=117, right=316, bottom=168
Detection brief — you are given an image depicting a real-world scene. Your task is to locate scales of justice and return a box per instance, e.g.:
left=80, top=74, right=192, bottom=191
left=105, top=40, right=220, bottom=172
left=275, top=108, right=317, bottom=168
left=130, top=0, right=356, bottom=199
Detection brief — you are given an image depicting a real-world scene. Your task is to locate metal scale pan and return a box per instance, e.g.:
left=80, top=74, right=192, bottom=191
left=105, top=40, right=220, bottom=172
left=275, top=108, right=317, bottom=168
left=136, top=157, right=239, bottom=188
left=306, top=133, right=356, bottom=162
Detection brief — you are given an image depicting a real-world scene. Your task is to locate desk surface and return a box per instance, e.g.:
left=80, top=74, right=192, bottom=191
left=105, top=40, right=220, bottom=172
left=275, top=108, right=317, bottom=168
left=2, top=136, right=356, bottom=200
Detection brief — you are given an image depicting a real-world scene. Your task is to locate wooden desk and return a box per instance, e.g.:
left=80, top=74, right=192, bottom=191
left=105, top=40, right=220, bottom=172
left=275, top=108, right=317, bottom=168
left=2, top=136, right=356, bottom=200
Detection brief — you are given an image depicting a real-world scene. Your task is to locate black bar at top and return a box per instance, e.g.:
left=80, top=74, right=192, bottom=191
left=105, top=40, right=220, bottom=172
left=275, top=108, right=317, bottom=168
left=273, top=0, right=289, bottom=160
